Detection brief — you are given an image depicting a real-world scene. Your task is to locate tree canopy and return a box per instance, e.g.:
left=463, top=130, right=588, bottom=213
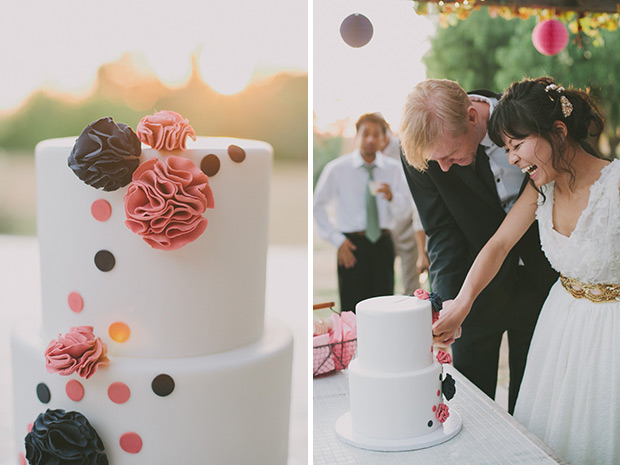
left=424, top=9, right=620, bottom=157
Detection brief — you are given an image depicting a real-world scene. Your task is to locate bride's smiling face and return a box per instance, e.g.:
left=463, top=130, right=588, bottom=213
left=504, top=135, right=556, bottom=187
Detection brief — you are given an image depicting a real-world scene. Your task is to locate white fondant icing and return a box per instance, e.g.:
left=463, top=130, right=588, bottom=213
left=348, top=358, right=442, bottom=439
left=345, top=295, right=445, bottom=444
left=355, top=295, right=433, bottom=372
left=36, top=137, right=271, bottom=358
left=12, top=133, right=293, bottom=464
left=12, top=321, right=293, bottom=464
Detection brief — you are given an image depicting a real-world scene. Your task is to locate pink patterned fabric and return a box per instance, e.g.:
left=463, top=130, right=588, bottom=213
left=136, top=111, right=196, bottom=151
left=45, top=326, right=109, bottom=379
left=124, top=156, right=215, bottom=250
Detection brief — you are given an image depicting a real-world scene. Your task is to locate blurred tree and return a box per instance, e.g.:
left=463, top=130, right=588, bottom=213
left=424, top=9, right=620, bottom=157
left=0, top=54, right=308, bottom=162
left=313, top=130, right=344, bottom=189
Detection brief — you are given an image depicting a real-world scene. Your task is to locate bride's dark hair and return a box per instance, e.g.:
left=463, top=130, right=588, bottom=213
left=488, top=76, right=604, bottom=193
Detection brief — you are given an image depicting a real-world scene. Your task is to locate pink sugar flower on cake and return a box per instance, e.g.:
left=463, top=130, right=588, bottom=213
left=124, top=155, right=215, bottom=250
left=413, top=288, right=430, bottom=300
left=436, top=403, right=450, bottom=423
left=45, top=326, right=109, bottom=379
left=436, top=350, right=452, bottom=365
left=137, top=110, right=197, bottom=151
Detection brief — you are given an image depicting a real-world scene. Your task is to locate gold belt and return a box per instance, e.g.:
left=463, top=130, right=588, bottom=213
left=560, top=275, right=620, bottom=303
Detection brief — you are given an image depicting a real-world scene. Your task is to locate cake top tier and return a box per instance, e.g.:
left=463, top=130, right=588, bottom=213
left=37, top=113, right=273, bottom=360
left=355, top=295, right=434, bottom=373
left=356, top=295, right=430, bottom=315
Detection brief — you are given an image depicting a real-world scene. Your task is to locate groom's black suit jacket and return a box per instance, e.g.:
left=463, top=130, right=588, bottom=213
left=401, top=90, right=557, bottom=329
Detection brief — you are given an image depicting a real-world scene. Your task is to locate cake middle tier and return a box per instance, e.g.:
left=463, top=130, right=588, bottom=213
left=348, top=358, right=443, bottom=440
left=355, top=295, right=434, bottom=372
left=36, top=137, right=271, bottom=358
left=12, top=320, right=293, bottom=465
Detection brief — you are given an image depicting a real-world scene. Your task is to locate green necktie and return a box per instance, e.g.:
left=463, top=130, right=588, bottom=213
left=364, top=164, right=381, bottom=243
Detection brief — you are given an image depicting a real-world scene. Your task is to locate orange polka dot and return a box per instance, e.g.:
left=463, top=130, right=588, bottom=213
left=109, top=322, right=131, bottom=343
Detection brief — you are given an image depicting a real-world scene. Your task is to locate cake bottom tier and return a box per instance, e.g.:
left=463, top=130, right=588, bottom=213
left=348, top=358, right=443, bottom=440
left=11, top=321, right=293, bottom=465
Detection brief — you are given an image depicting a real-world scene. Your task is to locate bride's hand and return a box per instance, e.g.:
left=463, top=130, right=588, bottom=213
left=432, top=298, right=469, bottom=345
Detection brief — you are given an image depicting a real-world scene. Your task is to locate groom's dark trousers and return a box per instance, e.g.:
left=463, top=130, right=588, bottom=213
left=401, top=93, right=557, bottom=413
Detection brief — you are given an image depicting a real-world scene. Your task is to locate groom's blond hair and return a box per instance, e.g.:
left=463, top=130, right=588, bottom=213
left=400, top=79, right=471, bottom=171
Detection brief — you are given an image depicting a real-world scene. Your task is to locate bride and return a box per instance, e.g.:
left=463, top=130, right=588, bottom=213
left=432, top=77, right=620, bottom=465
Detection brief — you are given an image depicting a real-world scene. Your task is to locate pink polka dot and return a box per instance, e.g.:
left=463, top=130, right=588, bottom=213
left=27, top=423, right=33, bottom=433
left=108, top=382, right=131, bottom=404
left=91, top=199, right=112, bottom=222
left=432, top=405, right=437, bottom=412
left=120, top=432, right=143, bottom=454
left=19, top=452, right=27, bottom=465
left=68, top=292, right=84, bottom=313
left=437, top=390, right=441, bottom=396
left=66, top=379, right=85, bottom=402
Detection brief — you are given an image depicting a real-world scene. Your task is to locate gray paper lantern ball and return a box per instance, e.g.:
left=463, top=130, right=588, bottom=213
left=340, top=13, right=373, bottom=48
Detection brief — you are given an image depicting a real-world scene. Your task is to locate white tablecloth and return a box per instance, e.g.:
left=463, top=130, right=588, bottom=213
left=314, top=367, right=568, bottom=464
left=0, top=235, right=308, bottom=465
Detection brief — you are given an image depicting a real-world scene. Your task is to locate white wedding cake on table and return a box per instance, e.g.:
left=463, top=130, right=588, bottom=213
left=336, top=293, right=461, bottom=451
left=11, top=112, right=293, bottom=465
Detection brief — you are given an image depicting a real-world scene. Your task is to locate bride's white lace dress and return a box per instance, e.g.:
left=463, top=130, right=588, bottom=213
left=514, top=159, right=620, bottom=465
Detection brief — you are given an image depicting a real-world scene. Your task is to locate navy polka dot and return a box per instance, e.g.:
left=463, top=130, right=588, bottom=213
left=95, top=250, right=115, bottom=272
left=36, top=383, right=51, bottom=404
left=152, top=374, right=175, bottom=397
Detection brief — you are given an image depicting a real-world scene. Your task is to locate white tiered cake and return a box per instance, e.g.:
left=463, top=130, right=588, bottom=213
left=11, top=114, right=293, bottom=464
left=336, top=294, right=460, bottom=451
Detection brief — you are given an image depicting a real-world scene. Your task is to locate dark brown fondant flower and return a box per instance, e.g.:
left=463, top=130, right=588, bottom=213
left=68, top=117, right=141, bottom=191
left=25, top=409, right=108, bottom=465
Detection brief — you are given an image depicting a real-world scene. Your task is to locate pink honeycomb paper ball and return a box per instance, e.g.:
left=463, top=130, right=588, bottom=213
left=532, top=19, right=569, bottom=56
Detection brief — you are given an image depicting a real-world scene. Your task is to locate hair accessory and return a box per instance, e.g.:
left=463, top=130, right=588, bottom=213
left=560, top=95, right=573, bottom=118
left=545, top=83, right=573, bottom=118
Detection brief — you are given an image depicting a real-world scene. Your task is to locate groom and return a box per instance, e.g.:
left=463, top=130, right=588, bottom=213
left=399, top=79, right=557, bottom=414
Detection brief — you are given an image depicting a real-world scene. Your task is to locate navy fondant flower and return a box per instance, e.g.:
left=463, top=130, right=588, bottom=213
left=429, top=292, right=443, bottom=313
left=25, top=409, right=108, bottom=465
left=442, top=373, right=456, bottom=401
left=68, top=117, right=141, bottom=191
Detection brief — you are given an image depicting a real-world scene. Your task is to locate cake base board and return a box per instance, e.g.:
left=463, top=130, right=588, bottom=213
left=335, top=410, right=462, bottom=452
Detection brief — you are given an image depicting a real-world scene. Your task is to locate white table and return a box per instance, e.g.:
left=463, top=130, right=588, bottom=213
left=314, top=368, right=569, bottom=464
left=0, top=235, right=308, bottom=465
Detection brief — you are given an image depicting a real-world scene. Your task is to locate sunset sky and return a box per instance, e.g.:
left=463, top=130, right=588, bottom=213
left=313, top=0, right=435, bottom=135
left=0, top=0, right=308, bottom=113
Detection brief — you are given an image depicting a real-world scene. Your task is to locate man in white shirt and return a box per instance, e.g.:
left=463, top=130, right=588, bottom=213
left=314, top=113, right=413, bottom=312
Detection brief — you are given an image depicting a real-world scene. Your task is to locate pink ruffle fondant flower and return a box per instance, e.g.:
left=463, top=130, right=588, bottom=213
left=436, top=403, right=450, bottom=423
left=413, top=288, right=430, bottom=300
left=136, top=110, right=197, bottom=151
left=436, top=350, right=452, bottom=365
left=124, top=156, right=215, bottom=250
left=45, top=326, right=109, bottom=379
